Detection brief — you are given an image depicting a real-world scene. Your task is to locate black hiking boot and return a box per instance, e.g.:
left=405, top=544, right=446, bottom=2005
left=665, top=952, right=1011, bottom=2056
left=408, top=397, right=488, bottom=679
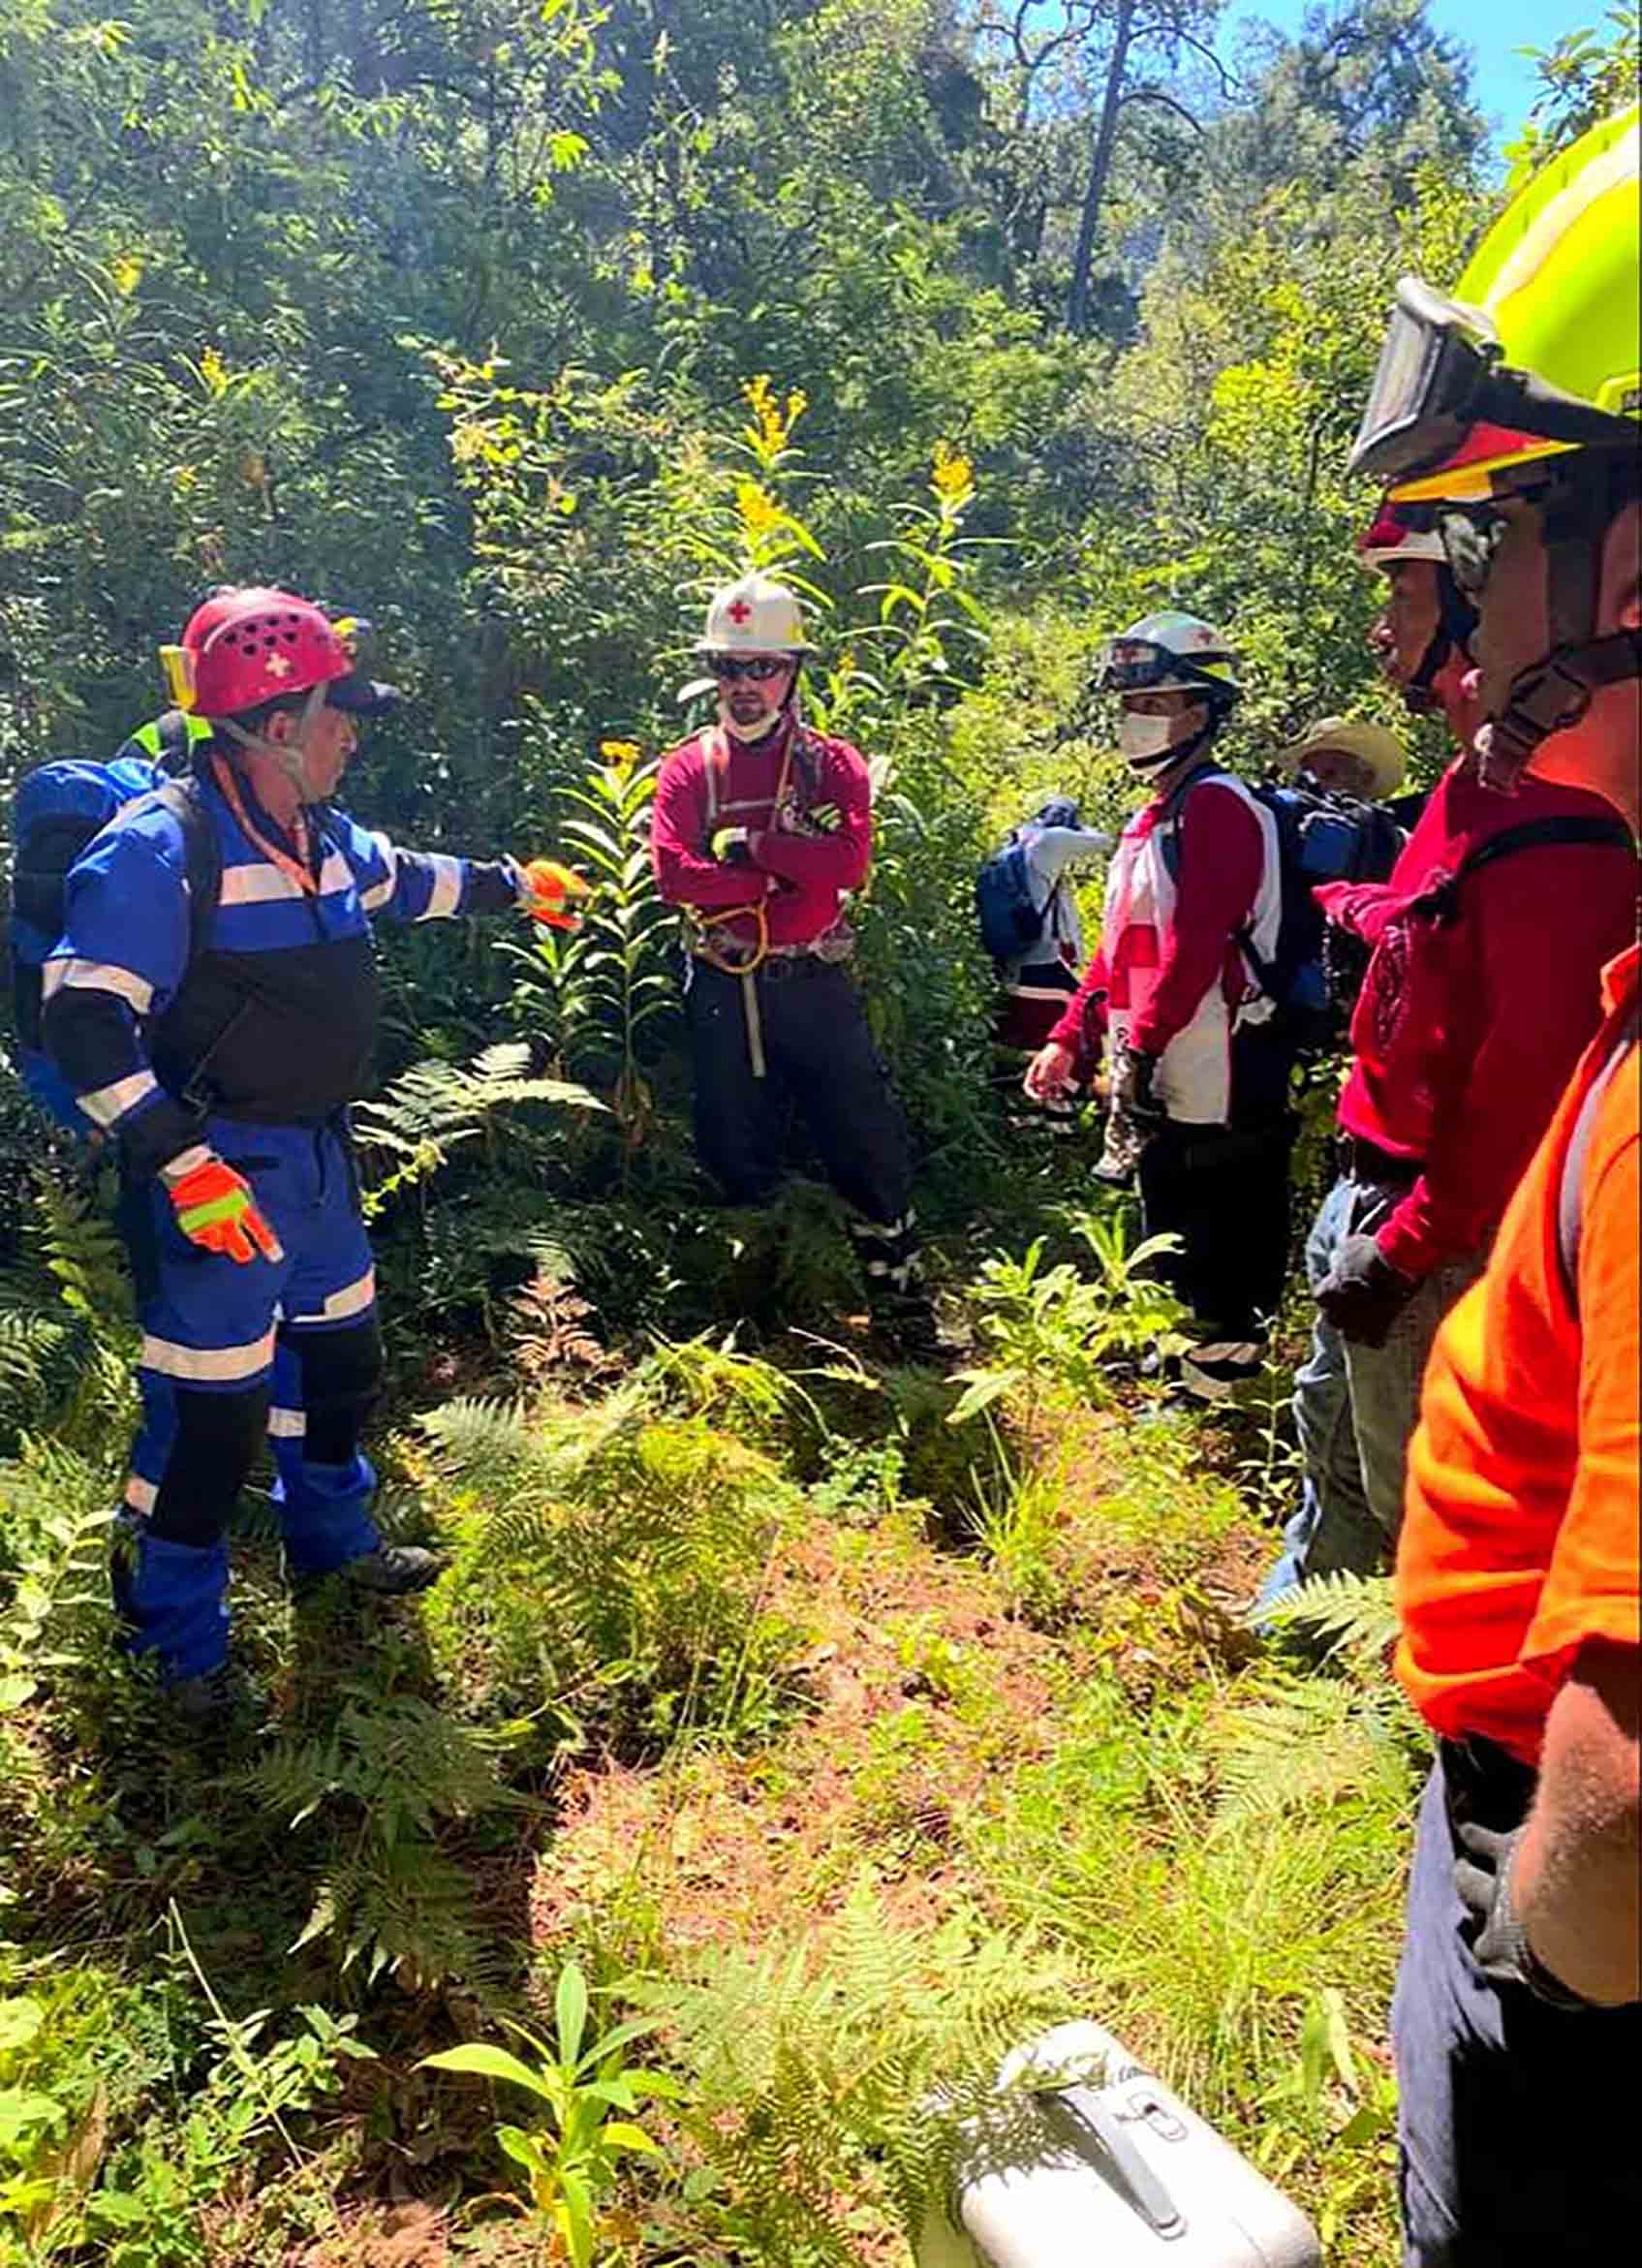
left=163, top=1662, right=252, bottom=1727
left=867, top=1290, right=945, bottom=1363
left=343, top=1542, right=446, bottom=1596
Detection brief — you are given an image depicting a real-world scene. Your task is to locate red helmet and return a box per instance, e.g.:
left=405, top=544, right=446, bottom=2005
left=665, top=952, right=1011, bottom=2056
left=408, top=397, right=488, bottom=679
left=173, top=588, right=355, bottom=719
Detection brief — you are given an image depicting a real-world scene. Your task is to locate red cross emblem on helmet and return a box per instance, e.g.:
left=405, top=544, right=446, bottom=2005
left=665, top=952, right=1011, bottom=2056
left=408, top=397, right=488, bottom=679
left=728, top=600, right=752, bottom=624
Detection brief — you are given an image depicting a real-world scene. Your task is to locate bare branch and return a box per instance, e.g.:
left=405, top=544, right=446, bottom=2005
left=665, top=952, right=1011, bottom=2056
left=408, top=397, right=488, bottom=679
left=1118, top=84, right=1208, bottom=134
left=1128, top=16, right=1238, bottom=94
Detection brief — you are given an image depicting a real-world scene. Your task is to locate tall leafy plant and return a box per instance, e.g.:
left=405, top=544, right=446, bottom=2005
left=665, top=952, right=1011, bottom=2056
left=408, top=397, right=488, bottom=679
left=526, top=743, right=676, bottom=1160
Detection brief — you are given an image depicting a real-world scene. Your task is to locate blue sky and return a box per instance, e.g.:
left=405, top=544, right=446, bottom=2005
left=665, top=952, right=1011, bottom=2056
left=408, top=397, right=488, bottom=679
left=1224, top=0, right=1600, bottom=149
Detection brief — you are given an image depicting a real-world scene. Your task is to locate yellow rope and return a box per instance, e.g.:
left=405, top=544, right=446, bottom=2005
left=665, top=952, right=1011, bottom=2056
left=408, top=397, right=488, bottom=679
left=692, top=896, right=770, bottom=976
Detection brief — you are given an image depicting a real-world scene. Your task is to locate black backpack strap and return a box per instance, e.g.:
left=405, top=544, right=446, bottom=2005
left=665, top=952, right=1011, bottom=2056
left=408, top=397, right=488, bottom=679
left=152, top=775, right=223, bottom=965
left=148, top=774, right=246, bottom=1109
left=1418, top=815, right=1635, bottom=926
left=1157, top=766, right=1286, bottom=1004
left=154, top=709, right=195, bottom=775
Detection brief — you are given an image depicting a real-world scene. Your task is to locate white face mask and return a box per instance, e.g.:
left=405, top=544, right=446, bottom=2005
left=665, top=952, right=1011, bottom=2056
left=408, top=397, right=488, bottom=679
left=719, top=693, right=786, bottom=743
left=1118, top=708, right=1189, bottom=771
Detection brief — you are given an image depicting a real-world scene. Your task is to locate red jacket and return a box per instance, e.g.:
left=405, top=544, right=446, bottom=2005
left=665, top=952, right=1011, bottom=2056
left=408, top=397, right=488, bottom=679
left=1046, top=778, right=1264, bottom=1067
left=1321, top=758, right=1636, bottom=1280
left=651, top=720, right=872, bottom=951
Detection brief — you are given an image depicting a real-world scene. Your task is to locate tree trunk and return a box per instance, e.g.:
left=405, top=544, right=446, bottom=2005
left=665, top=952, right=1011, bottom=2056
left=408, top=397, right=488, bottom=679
left=1068, top=0, right=1135, bottom=335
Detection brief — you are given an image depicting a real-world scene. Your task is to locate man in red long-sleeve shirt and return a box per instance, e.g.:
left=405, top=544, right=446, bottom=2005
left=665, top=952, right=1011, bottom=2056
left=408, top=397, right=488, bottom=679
left=1257, top=502, right=1635, bottom=1609
left=652, top=572, right=930, bottom=1344
left=1027, top=611, right=1295, bottom=1396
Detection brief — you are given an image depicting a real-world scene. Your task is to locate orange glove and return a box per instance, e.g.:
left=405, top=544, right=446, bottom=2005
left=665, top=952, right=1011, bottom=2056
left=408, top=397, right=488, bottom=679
left=517, top=858, right=591, bottom=933
left=167, top=1156, right=284, bottom=1265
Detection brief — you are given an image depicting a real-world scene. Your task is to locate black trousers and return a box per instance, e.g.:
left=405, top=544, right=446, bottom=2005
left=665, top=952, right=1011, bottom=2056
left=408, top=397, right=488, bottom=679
left=1135, top=1022, right=1297, bottom=1343
left=684, top=960, right=914, bottom=1229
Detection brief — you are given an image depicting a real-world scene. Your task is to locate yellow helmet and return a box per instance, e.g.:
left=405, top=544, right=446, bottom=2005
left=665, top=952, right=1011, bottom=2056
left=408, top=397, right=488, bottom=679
left=1350, top=105, right=1639, bottom=502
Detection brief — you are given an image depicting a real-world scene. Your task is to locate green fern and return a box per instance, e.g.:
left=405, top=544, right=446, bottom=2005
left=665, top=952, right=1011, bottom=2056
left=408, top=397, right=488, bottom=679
left=635, top=1881, right=1076, bottom=2255
left=418, top=1384, right=805, bottom=1747
left=0, top=1436, right=118, bottom=1708
left=354, top=1041, right=603, bottom=1214
left=1264, top=1570, right=1402, bottom=1665
left=239, top=1691, right=518, bottom=1991
left=1209, top=1676, right=1419, bottom=1831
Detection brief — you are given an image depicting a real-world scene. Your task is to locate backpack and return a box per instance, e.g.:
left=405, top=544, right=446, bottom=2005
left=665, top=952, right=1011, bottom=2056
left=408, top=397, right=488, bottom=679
left=7, top=731, right=221, bottom=1132
left=1161, top=770, right=1407, bottom=1054
left=976, top=795, right=1083, bottom=967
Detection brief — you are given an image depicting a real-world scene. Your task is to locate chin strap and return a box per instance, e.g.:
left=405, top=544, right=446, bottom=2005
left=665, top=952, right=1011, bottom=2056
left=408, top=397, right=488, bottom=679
left=214, top=682, right=329, bottom=800
left=1479, top=630, right=1642, bottom=792
left=1129, top=710, right=1224, bottom=781
left=1405, top=572, right=1479, bottom=716
left=1478, top=462, right=1641, bottom=792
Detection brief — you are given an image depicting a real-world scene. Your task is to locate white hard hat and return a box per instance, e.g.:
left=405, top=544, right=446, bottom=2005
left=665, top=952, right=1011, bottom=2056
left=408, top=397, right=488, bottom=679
left=696, top=570, right=816, bottom=655
left=1099, top=609, right=1241, bottom=700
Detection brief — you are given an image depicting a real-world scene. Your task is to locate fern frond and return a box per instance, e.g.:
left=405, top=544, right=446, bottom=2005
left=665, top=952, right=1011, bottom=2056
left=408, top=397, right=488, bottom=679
left=1209, top=1677, right=1411, bottom=1830
left=635, top=1882, right=1075, bottom=2252
left=1265, top=1570, right=1401, bottom=1662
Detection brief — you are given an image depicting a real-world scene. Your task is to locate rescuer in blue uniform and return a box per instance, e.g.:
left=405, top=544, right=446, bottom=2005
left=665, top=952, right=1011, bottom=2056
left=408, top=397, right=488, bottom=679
left=43, top=586, right=584, bottom=1714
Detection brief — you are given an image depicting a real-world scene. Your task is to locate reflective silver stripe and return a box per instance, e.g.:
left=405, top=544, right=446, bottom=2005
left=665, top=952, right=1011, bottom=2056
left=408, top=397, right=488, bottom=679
left=218, top=850, right=352, bottom=905
left=124, top=1475, right=159, bottom=1514
left=43, top=957, right=155, bottom=1013
left=79, top=1069, right=161, bottom=1127
left=849, top=1209, right=915, bottom=1246
left=161, top=1143, right=213, bottom=1185
left=289, top=1267, right=376, bottom=1326
left=139, top=1327, right=277, bottom=1383
left=218, top=861, right=301, bottom=905
left=360, top=832, right=399, bottom=912
left=417, top=854, right=464, bottom=921
left=266, top=1406, right=306, bottom=1439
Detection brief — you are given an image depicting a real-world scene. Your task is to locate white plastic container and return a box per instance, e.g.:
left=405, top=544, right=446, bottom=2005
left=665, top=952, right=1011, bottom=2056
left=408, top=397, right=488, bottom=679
left=917, top=2021, right=1322, bottom=2268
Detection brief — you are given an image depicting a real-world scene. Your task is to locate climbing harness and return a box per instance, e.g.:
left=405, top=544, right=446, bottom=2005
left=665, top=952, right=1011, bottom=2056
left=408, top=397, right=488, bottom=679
left=687, top=725, right=799, bottom=1079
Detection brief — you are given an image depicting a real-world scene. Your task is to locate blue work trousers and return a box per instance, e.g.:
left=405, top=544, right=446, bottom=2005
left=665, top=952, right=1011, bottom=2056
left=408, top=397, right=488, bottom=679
left=1394, top=1754, right=1642, bottom=2262
left=113, top=1116, right=383, bottom=1679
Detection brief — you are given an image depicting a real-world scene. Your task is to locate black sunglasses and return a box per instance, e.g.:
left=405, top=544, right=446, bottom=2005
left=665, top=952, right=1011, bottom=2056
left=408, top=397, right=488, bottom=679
left=704, top=654, right=792, bottom=682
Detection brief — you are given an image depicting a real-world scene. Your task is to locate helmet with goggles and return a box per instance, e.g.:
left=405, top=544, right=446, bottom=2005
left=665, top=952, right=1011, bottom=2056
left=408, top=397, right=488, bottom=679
left=1348, top=106, right=1641, bottom=787
left=1098, top=610, right=1241, bottom=704
left=1349, top=105, right=1639, bottom=501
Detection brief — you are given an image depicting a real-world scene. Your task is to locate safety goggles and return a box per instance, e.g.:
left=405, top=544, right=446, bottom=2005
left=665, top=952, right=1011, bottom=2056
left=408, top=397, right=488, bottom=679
left=1097, top=637, right=1228, bottom=697
left=1350, top=276, right=1635, bottom=484
left=704, top=653, right=791, bottom=682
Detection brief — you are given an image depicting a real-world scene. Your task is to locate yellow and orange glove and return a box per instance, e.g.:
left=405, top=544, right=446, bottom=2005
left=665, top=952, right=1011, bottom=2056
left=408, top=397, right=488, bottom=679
left=516, top=858, right=591, bottom=933
left=167, top=1156, right=284, bottom=1265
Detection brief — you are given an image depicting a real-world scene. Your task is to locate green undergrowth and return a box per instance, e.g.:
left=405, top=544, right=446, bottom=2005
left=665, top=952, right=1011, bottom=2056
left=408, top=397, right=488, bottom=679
left=0, top=1247, right=1419, bottom=2266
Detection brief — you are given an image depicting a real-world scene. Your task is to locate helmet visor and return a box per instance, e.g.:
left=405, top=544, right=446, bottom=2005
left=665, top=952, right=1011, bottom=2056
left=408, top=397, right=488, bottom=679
left=1097, top=637, right=1233, bottom=698
left=1349, top=279, right=1502, bottom=482
left=1351, top=275, right=1638, bottom=486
